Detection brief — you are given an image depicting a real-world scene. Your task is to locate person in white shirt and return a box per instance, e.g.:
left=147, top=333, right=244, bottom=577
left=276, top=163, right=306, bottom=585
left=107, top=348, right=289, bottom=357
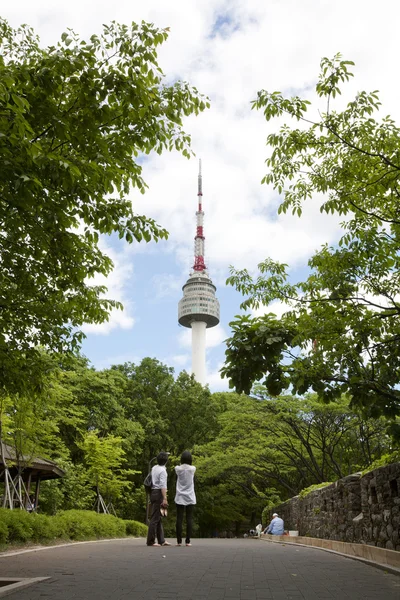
left=146, top=451, right=171, bottom=547
left=175, top=450, right=196, bottom=546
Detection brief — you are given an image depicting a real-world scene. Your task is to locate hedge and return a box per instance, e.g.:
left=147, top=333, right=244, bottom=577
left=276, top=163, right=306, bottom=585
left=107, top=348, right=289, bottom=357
left=124, top=519, right=148, bottom=537
left=0, top=509, right=147, bottom=546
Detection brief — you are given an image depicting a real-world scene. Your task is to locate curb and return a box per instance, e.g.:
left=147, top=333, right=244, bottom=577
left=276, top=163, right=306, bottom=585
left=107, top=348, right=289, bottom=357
left=258, top=537, right=400, bottom=577
left=0, top=577, right=50, bottom=598
left=0, top=537, right=145, bottom=558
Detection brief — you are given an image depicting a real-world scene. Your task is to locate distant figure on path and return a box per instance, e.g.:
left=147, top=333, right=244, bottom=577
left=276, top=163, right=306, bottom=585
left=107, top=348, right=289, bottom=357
left=175, top=450, right=196, bottom=546
left=146, top=451, right=171, bottom=547
left=264, top=513, right=284, bottom=535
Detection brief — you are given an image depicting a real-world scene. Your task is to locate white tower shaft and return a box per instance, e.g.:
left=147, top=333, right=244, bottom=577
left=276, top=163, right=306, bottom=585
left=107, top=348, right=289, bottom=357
left=191, top=321, right=207, bottom=385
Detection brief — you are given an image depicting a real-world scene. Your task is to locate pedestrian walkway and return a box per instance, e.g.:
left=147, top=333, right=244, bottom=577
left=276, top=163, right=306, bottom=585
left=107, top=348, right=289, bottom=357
left=0, top=538, right=399, bottom=599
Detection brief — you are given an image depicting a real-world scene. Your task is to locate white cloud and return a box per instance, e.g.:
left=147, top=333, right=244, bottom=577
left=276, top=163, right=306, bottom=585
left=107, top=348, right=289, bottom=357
left=5, top=3, right=395, bottom=281
left=81, top=242, right=135, bottom=335
left=178, top=324, right=227, bottom=349
left=170, top=354, right=190, bottom=368
left=93, top=352, right=142, bottom=369
left=178, top=328, right=191, bottom=349
left=252, top=300, right=293, bottom=320
left=206, top=361, right=229, bottom=391
left=206, top=325, right=228, bottom=348
left=151, top=273, right=183, bottom=300
left=4, top=1, right=400, bottom=385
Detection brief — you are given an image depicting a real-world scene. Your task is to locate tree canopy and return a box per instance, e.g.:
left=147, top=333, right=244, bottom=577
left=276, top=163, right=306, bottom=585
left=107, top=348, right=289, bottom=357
left=0, top=19, right=208, bottom=396
left=222, top=55, right=400, bottom=426
left=195, top=390, right=390, bottom=528
left=1, top=353, right=394, bottom=533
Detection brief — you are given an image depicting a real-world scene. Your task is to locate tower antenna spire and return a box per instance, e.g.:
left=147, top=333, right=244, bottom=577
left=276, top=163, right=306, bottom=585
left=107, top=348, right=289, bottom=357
left=198, top=158, right=202, bottom=197
left=194, top=159, right=205, bottom=272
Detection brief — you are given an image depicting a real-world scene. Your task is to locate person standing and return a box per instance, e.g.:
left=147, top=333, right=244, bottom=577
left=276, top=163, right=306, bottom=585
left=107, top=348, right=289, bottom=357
left=175, top=450, right=196, bottom=547
left=146, top=451, right=171, bottom=547
left=264, top=513, right=284, bottom=535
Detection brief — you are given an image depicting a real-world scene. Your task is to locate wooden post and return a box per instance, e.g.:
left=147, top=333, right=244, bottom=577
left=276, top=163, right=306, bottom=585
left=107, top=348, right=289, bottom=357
left=34, top=475, right=41, bottom=511
left=25, top=472, right=32, bottom=508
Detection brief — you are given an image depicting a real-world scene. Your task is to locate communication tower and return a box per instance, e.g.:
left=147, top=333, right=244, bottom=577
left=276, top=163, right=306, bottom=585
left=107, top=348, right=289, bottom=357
left=178, top=161, right=220, bottom=384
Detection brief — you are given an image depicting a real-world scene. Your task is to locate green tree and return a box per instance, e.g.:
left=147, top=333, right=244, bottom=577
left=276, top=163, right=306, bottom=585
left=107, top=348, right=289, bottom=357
left=2, top=353, right=390, bottom=529
left=195, top=393, right=269, bottom=533
left=0, top=19, right=209, bottom=396
left=39, top=461, right=96, bottom=514
left=159, top=371, right=220, bottom=455
left=1, top=362, right=80, bottom=471
left=223, top=55, right=400, bottom=424
left=79, top=430, right=134, bottom=507
left=114, top=359, right=222, bottom=467
left=250, top=389, right=390, bottom=486
left=57, top=360, right=144, bottom=465
left=114, top=358, right=175, bottom=471
left=195, top=391, right=391, bottom=531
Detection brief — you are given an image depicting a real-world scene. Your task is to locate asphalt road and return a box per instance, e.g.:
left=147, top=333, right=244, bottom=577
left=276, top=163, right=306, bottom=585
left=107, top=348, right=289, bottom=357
left=0, top=537, right=399, bottom=599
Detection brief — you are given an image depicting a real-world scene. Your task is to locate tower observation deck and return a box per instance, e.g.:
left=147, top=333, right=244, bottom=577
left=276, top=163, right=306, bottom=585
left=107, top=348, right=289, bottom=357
left=178, top=161, right=220, bottom=385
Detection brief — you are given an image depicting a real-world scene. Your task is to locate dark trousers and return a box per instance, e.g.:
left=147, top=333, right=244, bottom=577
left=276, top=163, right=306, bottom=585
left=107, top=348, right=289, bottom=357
left=146, top=489, right=165, bottom=546
left=176, top=503, right=194, bottom=544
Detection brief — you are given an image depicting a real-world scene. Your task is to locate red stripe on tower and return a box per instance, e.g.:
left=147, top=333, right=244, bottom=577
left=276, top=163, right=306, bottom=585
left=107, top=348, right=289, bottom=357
left=194, top=256, right=206, bottom=271
left=193, top=159, right=206, bottom=272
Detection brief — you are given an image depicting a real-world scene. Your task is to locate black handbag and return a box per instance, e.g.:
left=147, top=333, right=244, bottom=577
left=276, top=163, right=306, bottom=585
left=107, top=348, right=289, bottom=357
left=143, top=472, right=152, bottom=494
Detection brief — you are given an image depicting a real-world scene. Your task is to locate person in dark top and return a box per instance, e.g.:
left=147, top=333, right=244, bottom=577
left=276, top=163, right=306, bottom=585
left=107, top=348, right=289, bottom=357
left=146, top=451, right=171, bottom=547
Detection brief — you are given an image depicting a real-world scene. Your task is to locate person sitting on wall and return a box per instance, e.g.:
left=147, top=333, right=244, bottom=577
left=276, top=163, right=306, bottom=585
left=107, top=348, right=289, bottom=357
left=264, top=513, right=284, bottom=535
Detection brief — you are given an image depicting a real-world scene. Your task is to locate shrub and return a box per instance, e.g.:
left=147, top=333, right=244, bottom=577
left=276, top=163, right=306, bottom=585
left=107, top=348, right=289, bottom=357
left=57, top=510, right=126, bottom=540
left=0, top=508, right=33, bottom=542
left=0, top=518, right=8, bottom=544
left=298, top=482, right=333, bottom=498
left=30, top=513, right=66, bottom=542
left=89, top=513, right=126, bottom=539
left=125, top=520, right=147, bottom=537
left=0, top=509, right=146, bottom=547
left=362, top=453, right=400, bottom=476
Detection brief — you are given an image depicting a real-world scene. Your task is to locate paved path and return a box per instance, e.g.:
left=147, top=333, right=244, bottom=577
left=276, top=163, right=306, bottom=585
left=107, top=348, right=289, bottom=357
left=0, top=538, right=399, bottom=599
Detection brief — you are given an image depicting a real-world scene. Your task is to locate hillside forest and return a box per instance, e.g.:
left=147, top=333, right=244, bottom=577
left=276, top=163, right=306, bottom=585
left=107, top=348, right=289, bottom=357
left=2, top=355, right=396, bottom=536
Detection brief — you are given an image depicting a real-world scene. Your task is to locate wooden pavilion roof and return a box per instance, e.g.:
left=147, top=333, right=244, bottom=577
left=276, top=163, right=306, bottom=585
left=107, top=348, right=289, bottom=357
left=0, top=443, right=65, bottom=481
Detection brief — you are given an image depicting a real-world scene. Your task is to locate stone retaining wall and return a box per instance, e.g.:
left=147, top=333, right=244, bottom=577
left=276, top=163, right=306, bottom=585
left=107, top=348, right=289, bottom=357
left=271, top=462, right=400, bottom=550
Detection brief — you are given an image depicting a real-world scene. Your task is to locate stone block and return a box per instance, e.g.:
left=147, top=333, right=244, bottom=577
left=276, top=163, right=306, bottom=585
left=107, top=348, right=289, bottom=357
left=378, top=528, right=388, bottom=542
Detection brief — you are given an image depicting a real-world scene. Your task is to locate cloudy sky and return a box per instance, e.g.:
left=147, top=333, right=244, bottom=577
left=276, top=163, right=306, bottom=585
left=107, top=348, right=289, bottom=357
left=3, top=1, right=399, bottom=389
